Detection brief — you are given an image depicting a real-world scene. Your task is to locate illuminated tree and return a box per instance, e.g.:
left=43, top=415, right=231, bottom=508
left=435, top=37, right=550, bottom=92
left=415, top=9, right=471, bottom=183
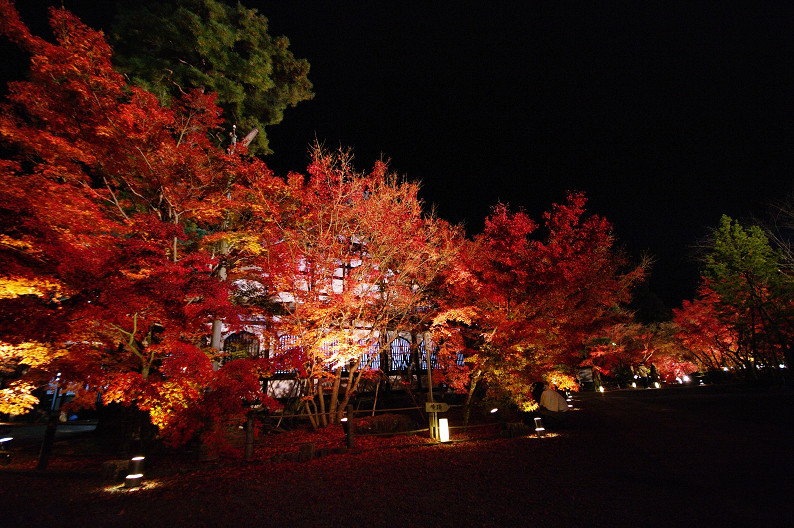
left=585, top=322, right=696, bottom=386
left=435, top=193, right=645, bottom=417
left=695, top=215, right=794, bottom=378
left=0, top=1, right=281, bottom=446
left=269, top=147, right=463, bottom=427
left=673, top=286, right=741, bottom=371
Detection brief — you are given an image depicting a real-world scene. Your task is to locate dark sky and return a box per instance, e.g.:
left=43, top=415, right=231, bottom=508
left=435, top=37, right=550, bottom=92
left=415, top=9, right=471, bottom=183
left=4, top=1, right=794, bottom=309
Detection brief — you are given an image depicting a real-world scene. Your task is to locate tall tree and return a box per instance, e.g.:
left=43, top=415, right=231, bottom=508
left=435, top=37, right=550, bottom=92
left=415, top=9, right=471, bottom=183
left=0, top=0, right=281, bottom=446
left=111, top=0, right=314, bottom=154
left=434, top=193, right=645, bottom=416
left=686, top=215, right=794, bottom=378
left=268, top=147, right=463, bottom=427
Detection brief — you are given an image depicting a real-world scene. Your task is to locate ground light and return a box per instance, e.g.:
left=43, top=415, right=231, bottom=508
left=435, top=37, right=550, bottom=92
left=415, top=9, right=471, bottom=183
left=438, top=418, right=450, bottom=442
left=341, top=416, right=355, bottom=449
left=534, top=417, right=545, bottom=437
left=0, top=437, right=11, bottom=465
left=129, top=456, right=145, bottom=474
left=125, top=473, right=143, bottom=488
left=125, top=456, right=145, bottom=488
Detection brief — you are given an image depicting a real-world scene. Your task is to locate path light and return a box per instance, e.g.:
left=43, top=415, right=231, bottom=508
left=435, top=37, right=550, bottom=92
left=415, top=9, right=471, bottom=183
left=341, top=408, right=355, bottom=449
left=490, top=408, right=499, bottom=414
left=598, top=386, right=605, bottom=393
left=125, top=473, right=143, bottom=488
left=129, top=456, right=145, bottom=474
left=0, top=437, right=12, bottom=465
left=438, top=418, right=450, bottom=442
left=124, top=456, right=145, bottom=488
left=534, top=417, right=545, bottom=437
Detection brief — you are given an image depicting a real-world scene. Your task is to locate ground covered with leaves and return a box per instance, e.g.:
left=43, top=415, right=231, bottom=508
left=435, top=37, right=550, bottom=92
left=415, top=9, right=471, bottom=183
left=2, top=385, right=792, bottom=528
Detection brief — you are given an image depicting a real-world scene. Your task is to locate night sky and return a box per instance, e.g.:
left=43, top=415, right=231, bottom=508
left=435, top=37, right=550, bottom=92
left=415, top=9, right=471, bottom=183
left=4, top=1, right=794, bottom=309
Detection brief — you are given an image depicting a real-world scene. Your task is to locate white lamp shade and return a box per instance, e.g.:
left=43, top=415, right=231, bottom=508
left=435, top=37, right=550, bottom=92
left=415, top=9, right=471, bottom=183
left=439, top=418, right=450, bottom=442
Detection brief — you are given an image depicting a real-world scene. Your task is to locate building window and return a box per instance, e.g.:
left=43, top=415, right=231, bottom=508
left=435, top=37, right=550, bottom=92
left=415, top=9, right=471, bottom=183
left=360, top=340, right=381, bottom=371
left=274, top=335, right=302, bottom=374
left=419, top=341, right=438, bottom=370
left=389, top=337, right=411, bottom=371
left=222, top=332, right=261, bottom=362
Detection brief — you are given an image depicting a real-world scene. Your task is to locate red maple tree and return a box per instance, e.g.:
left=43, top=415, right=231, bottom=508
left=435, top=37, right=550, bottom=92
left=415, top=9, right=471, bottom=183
left=0, top=1, right=281, bottom=445
left=434, top=192, right=645, bottom=415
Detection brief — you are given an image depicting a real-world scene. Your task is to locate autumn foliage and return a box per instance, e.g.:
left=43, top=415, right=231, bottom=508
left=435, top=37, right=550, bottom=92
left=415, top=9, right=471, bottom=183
left=0, top=0, right=280, bottom=440
left=433, top=193, right=646, bottom=412
left=673, top=215, right=794, bottom=380
left=2, top=1, right=648, bottom=450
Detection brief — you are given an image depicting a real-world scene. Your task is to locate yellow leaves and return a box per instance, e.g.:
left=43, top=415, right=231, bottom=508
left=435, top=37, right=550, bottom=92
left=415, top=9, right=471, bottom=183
left=120, top=267, right=153, bottom=280
left=0, top=277, right=54, bottom=299
left=0, top=340, right=63, bottom=368
left=545, top=372, right=578, bottom=392
left=432, top=307, right=477, bottom=328
left=0, top=381, right=39, bottom=415
left=0, top=341, right=63, bottom=414
left=0, top=233, right=31, bottom=253
left=144, top=380, right=199, bottom=429
left=519, top=400, right=539, bottom=412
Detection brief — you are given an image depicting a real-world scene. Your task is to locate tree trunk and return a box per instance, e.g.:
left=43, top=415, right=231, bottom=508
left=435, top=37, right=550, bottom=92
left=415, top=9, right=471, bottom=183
left=244, top=411, right=255, bottom=461
left=36, top=412, right=59, bottom=470
left=210, top=241, right=229, bottom=367
left=317, top=379, right=328, bottom=427
left=328, top=366, right=343, bottom=424
left=462, top=372, right=482, bottom=427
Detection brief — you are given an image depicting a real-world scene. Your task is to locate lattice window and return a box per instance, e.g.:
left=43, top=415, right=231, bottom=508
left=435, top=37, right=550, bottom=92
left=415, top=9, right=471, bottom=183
left=274, top=334, right=302, bottom=374
left=419, top=341, right=438, bottom=370
left=456, top=351, right=465, bottom=367
left=358, top=340, right=381, bottom=371
left=389, top=337, right=411, bottom=371
left=222, top=332, right=261, bottom=361
left=319, top=340, right=338, bottom=372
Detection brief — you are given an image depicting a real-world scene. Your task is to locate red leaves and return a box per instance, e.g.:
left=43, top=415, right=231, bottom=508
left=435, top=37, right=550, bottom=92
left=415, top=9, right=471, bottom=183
left=0, top=0, right=283, bottom=446
left=449, top=192, right=645, bottom=406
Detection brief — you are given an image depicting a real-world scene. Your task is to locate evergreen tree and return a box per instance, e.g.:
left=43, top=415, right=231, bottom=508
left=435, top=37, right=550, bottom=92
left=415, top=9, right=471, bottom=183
left=111, top=0, right=314, bottom=154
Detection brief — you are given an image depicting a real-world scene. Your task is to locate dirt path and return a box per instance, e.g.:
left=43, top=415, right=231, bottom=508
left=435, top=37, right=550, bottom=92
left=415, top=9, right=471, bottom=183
left=1, top=385, right=792, bottom=527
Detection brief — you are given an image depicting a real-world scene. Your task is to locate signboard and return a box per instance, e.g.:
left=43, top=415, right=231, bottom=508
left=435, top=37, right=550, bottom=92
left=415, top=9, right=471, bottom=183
left=425, top=402, right=450, bottom=413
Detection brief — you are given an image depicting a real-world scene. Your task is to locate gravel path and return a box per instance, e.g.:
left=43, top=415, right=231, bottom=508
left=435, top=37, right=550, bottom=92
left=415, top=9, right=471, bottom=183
left=1, top=384, right=792, bottom=527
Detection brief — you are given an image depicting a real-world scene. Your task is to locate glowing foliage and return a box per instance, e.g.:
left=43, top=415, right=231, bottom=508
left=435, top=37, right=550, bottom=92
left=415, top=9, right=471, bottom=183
left=675, top=215, right=794, bottom=379
left=271, top=147, right=463, bottom=426
left=0, top=1, right=282, bottom=444
left=438, top=192, right=645, bottom=410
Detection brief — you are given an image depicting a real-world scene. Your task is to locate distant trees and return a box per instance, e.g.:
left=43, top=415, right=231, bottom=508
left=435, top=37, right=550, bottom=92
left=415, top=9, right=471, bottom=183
left=674, top=215, right=794, bottom=380
left=111, top=0, right=314, bottom=154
